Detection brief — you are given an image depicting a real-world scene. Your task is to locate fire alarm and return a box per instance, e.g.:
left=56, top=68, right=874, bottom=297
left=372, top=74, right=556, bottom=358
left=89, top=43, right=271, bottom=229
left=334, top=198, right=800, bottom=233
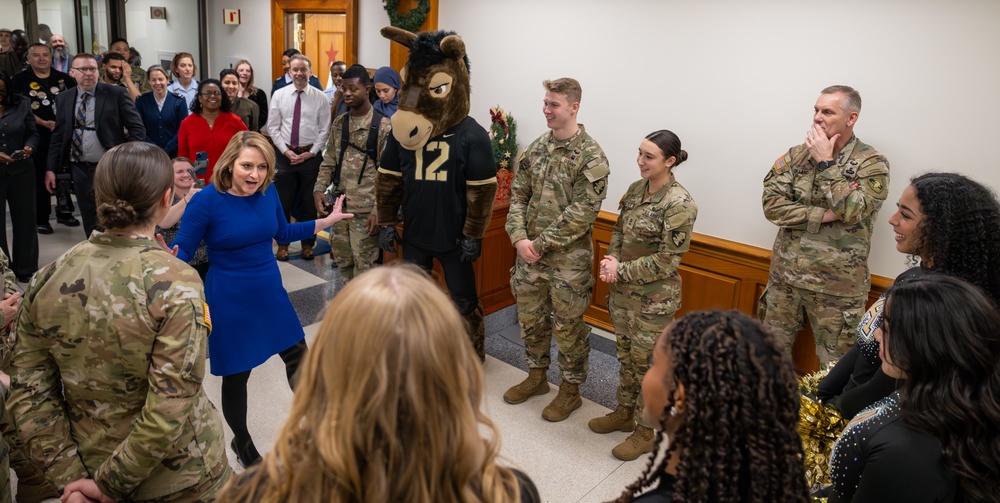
left=223, top=9, right=241, bottom=25
left=150, top=6, right=167, bottom=20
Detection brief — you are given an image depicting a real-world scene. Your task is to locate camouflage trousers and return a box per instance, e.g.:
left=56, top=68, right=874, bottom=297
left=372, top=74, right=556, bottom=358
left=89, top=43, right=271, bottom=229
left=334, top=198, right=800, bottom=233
left=608, top=286, right=675, bottom=429
left=329, top=214, right=379, bottom=281
left=758, top=280, right=866, bottom=366
left=511, top=260, right=593, bottom=384
left=0, top=384, right=57, bottom=503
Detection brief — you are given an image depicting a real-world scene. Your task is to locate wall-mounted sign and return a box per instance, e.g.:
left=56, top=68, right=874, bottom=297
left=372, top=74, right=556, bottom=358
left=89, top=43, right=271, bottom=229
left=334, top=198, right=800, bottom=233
left=223, top=9, right=241, bottom=25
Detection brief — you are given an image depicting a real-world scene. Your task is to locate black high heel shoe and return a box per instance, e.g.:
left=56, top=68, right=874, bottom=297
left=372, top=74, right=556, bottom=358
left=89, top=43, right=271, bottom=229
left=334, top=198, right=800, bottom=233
left=230, top=437, right=261, bottom=468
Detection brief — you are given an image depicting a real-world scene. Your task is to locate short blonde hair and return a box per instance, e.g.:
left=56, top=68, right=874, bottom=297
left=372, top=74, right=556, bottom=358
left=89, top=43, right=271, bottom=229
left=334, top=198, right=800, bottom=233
left=211, top=131, right=276, bottom=193
left=543, top=77, right=582, bottom=105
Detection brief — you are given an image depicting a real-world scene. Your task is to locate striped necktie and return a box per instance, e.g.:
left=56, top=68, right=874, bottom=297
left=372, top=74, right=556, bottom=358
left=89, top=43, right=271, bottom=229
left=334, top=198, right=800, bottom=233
left=70, top=92, right=90, bottom=162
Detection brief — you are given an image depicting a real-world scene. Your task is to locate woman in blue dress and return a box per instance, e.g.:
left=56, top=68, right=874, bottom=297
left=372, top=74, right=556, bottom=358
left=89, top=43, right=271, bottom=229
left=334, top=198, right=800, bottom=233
left=170, top=131, right=352, bottom=467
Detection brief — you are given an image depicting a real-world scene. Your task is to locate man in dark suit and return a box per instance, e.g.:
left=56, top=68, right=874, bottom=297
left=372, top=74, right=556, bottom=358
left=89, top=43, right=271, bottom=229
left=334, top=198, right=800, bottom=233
left=46, top=53, right=145, bottom=237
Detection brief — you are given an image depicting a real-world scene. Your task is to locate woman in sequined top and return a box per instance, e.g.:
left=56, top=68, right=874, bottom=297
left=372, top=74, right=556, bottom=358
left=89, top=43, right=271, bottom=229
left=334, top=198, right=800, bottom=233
left=828, top=275, right=1000, bottom=502
left=818, top=172, right=1000, bottom=418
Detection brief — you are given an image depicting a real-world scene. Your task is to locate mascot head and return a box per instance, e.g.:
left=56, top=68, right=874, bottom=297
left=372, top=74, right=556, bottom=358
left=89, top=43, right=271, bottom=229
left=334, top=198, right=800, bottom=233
left=381, top=26, right=471, bottom=151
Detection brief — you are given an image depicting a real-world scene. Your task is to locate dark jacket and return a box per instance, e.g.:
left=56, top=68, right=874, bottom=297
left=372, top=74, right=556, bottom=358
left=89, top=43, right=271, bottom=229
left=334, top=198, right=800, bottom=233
left=135, top=91, right=188, bottom=157
left=46, top=82, right=145, bottom=171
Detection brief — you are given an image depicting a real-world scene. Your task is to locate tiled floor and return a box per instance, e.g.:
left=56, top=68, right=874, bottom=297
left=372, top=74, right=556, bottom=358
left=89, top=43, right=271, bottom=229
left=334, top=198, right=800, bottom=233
left=11, top=218, right=650, bottom=503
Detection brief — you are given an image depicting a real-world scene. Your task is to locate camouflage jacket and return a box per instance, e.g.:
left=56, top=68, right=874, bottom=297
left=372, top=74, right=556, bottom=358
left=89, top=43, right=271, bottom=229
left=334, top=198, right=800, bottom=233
left=608, top=175, right=697, bottom=314
left=506, top=125, right=610, bottom=270
left=0, top=249, right=19, bottom=371
left=315, top=107, right=392, bottom=215
left=762, top=135, right=889, bottom=296
left=8, top=232, right=230, bottom=501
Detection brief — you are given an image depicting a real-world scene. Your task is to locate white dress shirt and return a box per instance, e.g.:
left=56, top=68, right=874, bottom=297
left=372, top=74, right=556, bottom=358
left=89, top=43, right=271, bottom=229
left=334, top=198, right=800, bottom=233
left=167, top=79, right=199, bottom=109
left=266, top=83, right=331, bottom=156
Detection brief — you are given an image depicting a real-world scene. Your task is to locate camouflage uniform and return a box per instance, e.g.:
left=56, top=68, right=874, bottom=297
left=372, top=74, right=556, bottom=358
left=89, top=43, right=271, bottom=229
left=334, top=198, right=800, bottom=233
left=316, top=108, right=391, bottom=281
left=7, top=232, right=232, bottom=502
left=760, top=135, right=889, bottom=365
left=0, top=250, right=15, bottom=503
left=608, top=175, right=697, bottom=427
left=507, top=125, right=609, bottom=384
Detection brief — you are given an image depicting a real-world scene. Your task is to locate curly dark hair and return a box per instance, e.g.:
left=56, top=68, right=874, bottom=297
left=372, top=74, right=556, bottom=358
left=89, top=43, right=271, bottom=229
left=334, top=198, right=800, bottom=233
left=909, top=172, right=1000, bottom=303
left=614, top=311, right=809, bottom=503
left=190, top=78, right=231, bottom=114
left=884, top=275, right=1000, bottom=503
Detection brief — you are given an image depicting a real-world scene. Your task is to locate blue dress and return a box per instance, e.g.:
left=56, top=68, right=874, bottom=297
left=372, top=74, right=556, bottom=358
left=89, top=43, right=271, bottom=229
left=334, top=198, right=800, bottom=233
left=171, top=185, right=313, bottom=376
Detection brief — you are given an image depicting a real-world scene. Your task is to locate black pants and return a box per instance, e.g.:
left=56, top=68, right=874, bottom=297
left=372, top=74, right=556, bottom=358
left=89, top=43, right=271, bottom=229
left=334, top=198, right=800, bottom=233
left=220, top=339, right=307, bottom=450
left=273, top=152, right=319, bottom=246
left=33, top=141, right=74, bottom=224
left=70, top=161, right=99, bottom=238
left=403, top=242, right=479, bottom=315
left=0, top=160, right=38, bottom=277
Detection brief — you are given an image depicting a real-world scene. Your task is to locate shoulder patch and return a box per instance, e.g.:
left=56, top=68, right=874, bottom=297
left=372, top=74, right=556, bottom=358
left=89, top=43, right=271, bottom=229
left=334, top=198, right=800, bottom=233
left=867, top=177, right=886, bottom=194
left=773, top=153, right=793, bottom=174
left=671, top=230, right=688, bottom=248
left=592, top=178, right=607, bottom=196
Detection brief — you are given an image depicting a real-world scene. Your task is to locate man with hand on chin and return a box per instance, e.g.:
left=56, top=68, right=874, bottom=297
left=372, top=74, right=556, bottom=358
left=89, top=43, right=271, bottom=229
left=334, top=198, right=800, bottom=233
left=266, top=54, right=330, bottom=261
left=760, top=85, right=890, bottom=365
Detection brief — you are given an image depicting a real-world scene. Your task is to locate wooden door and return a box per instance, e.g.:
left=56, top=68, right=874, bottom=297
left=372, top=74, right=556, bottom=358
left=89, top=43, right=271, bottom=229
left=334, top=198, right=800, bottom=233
left=270, top=0, right=358, bottom=82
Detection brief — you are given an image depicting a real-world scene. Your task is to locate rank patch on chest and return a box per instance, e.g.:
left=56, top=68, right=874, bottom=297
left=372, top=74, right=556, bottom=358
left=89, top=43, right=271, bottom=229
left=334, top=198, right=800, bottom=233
left=671, top=230, right=688, bottom=248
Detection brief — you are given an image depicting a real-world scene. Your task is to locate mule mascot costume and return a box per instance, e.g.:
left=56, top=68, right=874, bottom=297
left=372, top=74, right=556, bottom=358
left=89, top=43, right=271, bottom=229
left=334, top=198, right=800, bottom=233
left=376, top=27, right=497, bottom=360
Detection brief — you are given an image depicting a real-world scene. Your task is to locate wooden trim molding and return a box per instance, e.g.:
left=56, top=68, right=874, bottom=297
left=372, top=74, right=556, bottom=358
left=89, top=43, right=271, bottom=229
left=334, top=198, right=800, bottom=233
left=270, top=0, right=359, bottom=82
left=585, top=211, right=892, bottom=374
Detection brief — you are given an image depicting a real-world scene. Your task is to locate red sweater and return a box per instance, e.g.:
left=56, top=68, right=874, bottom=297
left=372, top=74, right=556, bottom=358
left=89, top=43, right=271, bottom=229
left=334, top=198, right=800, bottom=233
left=177, top=112, right=248, bottom=181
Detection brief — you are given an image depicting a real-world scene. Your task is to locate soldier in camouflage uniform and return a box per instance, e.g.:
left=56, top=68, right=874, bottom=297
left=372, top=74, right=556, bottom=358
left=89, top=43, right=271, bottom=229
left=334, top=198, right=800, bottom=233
left=760, top=85, right=890, bottom=365
left=504, top=78, right=610, bottom=422
left=7, top=143, right=231, bottom=503
left=589, top=130, right=697, bottom=461
left=0, top=249, right=19, bottom=503
left=314, top=65, right=391, bottom=281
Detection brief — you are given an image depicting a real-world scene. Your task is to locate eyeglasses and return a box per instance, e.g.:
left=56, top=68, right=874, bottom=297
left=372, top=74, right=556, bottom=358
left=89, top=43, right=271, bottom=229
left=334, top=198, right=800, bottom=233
left=71, top=67, right=99, bottom=74
left=200, top=91, right=222, bottom=97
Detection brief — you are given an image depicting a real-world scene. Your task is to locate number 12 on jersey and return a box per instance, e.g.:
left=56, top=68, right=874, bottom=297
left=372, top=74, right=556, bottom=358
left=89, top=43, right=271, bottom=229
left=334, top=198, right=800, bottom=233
left=414, top=141, right=451, bottom=182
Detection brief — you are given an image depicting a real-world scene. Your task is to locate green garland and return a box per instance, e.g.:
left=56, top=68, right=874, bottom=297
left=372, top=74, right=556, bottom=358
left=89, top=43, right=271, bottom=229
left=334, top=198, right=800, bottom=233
left=383, top=0, right=431, bottom=33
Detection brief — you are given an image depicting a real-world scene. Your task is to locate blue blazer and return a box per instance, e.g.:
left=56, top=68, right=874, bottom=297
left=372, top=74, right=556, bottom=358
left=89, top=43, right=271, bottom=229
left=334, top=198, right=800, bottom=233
left=135, top=91, right=189, bottom=158
left=271, top=75, right=322, bottom=96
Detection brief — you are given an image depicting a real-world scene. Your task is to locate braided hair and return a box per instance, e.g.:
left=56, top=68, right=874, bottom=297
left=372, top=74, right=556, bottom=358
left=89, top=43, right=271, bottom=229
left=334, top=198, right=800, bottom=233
left=614, top=311, right=809, bottom=502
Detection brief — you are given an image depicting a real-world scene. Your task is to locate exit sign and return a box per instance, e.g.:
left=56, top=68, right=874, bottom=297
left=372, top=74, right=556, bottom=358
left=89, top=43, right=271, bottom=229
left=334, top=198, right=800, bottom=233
left=223, top=9, right=241, bottom=25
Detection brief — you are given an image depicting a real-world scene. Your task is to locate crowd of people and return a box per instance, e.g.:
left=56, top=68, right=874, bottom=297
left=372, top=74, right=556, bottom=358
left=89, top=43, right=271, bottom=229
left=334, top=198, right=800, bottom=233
left=0, top=27, right=998, bottom=503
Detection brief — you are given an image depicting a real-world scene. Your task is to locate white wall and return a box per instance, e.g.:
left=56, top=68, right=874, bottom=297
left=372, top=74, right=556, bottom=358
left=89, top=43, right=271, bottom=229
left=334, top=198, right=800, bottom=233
left=125, top=0, right=201, bottom=75
left=358, top=0, right=391, bottom=68
left=205, top=0, right=274, bottom=92
left=1, top=0, right=26, bottom=30
left=439, top=0, right=1000, bottom=280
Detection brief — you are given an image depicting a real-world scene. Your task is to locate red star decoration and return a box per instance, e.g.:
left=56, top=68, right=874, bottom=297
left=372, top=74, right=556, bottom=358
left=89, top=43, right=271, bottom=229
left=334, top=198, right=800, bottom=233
left=325, top=44, right=339, bottom=63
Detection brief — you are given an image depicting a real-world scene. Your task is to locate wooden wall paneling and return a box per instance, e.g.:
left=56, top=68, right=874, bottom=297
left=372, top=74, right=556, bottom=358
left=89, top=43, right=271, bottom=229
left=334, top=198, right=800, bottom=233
left=676, top=264, right=741, bottom=317
left=476, top=203, right=516, bottom=314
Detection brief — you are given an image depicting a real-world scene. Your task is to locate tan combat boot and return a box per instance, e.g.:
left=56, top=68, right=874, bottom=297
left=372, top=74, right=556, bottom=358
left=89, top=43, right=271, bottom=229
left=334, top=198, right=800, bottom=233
left=611, top=424, right=655, bottom=461
left=503, top=368, right=549, bottom=404
left=541, top=382, right=582, bottom=422
left=588, top=405, right=636, bottom=434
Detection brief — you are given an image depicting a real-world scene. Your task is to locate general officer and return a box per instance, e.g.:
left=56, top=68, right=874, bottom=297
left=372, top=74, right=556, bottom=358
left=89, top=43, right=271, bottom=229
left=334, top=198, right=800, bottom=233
left=760, top=85, right=889, bottom=365
left=504, top=77, right=609, bottom=422
left=8, top=143, right=231, bottom=503
left=590, top=129, right=697, bottom=461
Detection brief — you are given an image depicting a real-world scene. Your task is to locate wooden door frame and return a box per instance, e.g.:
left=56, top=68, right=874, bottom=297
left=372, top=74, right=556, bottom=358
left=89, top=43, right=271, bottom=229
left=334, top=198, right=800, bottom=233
left=270, top=0, right=358, bottom=82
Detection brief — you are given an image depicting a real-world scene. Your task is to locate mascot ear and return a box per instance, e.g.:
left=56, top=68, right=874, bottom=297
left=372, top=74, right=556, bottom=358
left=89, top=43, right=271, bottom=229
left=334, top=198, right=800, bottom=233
left=439, top=34, right=466, bottom=60
left=381, top=26, right=416, bottom=48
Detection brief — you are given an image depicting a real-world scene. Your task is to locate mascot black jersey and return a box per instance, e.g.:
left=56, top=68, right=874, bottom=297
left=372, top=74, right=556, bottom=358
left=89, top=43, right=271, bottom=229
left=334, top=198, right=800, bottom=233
left=379, top=116, right=496, bottom=252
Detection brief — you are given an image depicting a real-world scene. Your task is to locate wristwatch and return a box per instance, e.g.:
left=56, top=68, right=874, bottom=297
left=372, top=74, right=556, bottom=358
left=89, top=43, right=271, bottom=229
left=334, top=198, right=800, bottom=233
left=816, top=159, right=836, bottom=171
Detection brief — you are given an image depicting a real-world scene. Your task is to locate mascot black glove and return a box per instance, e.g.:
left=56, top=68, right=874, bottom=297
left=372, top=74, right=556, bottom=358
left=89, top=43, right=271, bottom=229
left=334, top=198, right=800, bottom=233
left=379, top=225, right=400, bottom=253
left=458, top=236, right=482, bottom=263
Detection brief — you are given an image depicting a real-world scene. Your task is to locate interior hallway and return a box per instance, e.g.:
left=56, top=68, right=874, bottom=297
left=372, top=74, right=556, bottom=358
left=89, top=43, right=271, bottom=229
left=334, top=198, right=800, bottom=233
left=12, top=219, right=652, bottom=503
